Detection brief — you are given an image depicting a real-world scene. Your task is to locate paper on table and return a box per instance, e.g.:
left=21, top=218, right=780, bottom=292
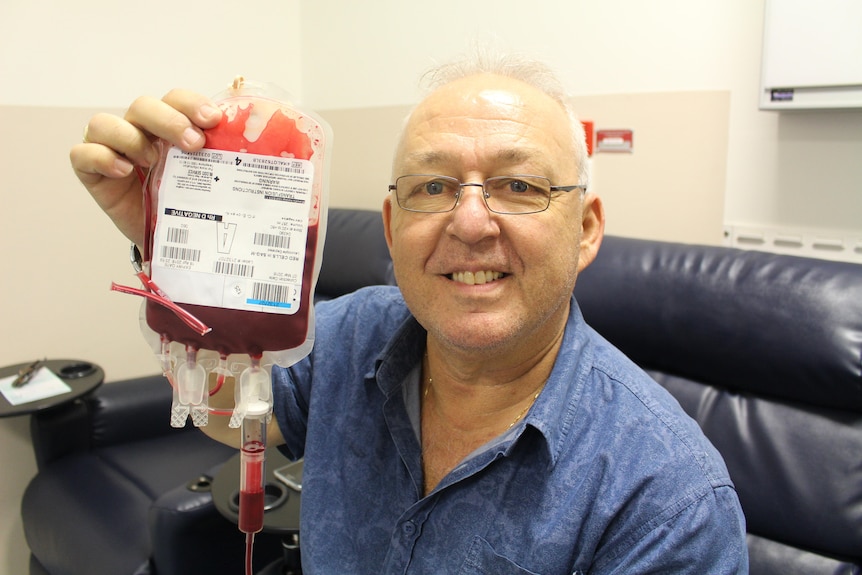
left=0, top=367, right=72, bottom=406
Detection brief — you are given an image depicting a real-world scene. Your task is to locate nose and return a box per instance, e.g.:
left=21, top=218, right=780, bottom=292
left=455, top=182, right=490, bottom=208
left=448, top=183, right=499, bottom=243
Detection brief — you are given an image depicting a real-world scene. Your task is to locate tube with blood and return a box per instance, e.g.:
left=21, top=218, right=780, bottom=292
left=237, top=357, right=269, bottom=518
left=239, top=412, right=267, bottom=533
left=112, top=77, right=331, bottom=572
left=239, top=390, right=267, bottom=575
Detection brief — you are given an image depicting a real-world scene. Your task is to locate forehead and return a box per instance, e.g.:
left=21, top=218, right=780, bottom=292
left=396, top=74, right=575, bottom=176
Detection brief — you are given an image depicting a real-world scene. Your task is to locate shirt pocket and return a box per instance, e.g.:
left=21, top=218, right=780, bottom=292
left=458, top=536, right=542, bottom=575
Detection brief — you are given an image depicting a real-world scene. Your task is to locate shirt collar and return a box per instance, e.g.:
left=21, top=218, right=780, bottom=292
left=369, top=315, right=427, bottom=397
left=369, top=296, right=593, bottom=468
left=521, top=296, right=593, bottom=467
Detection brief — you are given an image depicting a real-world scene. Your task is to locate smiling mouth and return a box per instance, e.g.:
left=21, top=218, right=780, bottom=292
left=449, top=271, right=505, bottom=285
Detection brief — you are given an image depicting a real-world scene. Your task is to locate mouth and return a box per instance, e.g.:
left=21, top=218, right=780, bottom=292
left=448, top=270, right=506, bottom=285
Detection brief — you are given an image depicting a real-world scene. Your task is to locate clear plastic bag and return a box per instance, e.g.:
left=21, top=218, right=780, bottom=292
left=130, top=77, right=332, bottom=428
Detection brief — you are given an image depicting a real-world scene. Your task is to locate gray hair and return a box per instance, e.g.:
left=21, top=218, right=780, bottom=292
left=416, top=49, right=591, bottom=188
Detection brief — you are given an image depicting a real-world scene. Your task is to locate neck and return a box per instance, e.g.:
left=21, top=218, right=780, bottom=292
left=419, top=334, right=559, bottom=495
left=421, top=325, right=562, bottom=432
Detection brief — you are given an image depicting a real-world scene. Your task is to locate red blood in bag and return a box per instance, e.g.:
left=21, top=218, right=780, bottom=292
left=145, top=230, right=317, bottom=356
left=145, top=101, right=321, bottom=357
left=206, top=105, right=315, bottom=160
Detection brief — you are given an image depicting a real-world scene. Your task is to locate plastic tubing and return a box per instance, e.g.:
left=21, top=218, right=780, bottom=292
left=239, top=414, right=267, bottom=535
left=110, top=282, right=211, bottom=336
left=237, top=357, right=270, bottom=574
left=239, top=413, right=267, bottom=575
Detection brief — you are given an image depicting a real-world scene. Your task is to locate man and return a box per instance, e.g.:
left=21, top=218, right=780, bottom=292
left=72, top=52, right=748, bottom=573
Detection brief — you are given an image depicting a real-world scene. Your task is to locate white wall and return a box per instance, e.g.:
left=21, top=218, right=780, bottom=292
left=0, top=0, right=304, bottom=108
left=1, top=1, right=860, bottom=573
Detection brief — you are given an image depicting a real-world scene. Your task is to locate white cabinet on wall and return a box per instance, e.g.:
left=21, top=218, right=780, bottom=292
left=760, top=0, right=862, bottom=110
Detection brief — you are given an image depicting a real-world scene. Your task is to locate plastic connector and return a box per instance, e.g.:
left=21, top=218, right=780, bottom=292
left=171, top=347, right=209, bottom=427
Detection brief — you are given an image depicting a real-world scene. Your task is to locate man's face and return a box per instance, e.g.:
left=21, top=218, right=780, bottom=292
left=383, top=73, right=603, bottom=357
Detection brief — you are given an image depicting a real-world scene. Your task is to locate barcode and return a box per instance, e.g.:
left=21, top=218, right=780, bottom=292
left=252, top=163, right=304, bottom=174
left=254, top=232, right=290, bottom=249
left=166, top=227, right=189, bottom=244
left=213, top=261, right=254, bottom=277
left=161, top=245, right=201, bottom=262
left=252, top=282, right=291, bottom=304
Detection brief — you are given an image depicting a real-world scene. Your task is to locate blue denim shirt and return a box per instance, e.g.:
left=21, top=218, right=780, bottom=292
left=272, top=286, right=748, bottom=574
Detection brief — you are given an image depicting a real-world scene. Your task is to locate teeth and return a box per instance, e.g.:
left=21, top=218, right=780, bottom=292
left=451, top=271, right=504, bottom=285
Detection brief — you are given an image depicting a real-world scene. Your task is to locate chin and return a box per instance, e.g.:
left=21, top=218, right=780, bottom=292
left=428, top=316, right=522, bottom=353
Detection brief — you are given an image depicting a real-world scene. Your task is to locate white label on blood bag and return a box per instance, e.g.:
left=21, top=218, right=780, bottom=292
left=151, top=147, right=313, bottom=315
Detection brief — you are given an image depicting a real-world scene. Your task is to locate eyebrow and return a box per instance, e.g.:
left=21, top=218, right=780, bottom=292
left=403, top=147, right=551, bottom=173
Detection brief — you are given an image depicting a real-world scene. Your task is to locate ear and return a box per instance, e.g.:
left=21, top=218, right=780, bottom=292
left=576, top=193, right=605, bottom=272
left=382, top=195, right=395, bottom=251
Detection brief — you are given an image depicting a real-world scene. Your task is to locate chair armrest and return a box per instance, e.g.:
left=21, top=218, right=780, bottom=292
left=29, top=398, right=90, bottom=470
left=88, top=374, right=180, bottom=448
left=29, top=374, right=180, bottom=468
left=148, top=466, right=282, bottom=575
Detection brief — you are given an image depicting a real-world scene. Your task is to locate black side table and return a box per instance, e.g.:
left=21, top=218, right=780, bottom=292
left=212, top=447, right=303, bottom=574
left=0, top=359, right=104, bottom=418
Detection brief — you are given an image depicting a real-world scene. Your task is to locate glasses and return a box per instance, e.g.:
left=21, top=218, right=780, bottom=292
left=388, top=174, right=586, bottom=215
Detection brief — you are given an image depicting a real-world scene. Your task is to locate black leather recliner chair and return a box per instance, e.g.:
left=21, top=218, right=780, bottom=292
left=574, top=236, right=862, bottom=574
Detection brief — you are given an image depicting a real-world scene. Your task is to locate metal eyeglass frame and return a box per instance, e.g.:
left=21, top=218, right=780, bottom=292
left=388, top=174, right=586, bottom=215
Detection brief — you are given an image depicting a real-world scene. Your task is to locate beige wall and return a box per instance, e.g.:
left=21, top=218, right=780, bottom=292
left=319, top=92, right=731, bottom=243
left=1, top=106, right=154, bottom=375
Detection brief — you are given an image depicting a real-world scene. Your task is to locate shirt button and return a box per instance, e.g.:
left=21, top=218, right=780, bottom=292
left=402, top=521, right=416, bottom=537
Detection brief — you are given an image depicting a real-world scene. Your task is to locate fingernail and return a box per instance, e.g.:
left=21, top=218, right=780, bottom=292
left=113, top=157, right=134, bottom=176
left=200, top=103, right=220, bottom=121
left=182, top=127, right=204, bottom=148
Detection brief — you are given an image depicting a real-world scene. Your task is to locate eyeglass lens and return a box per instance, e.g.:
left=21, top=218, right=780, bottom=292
left=395, top=175, right=552, bottom=214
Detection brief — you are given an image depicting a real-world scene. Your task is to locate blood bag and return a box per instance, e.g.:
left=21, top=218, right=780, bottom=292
left=126, top=77, right=332, bottom=428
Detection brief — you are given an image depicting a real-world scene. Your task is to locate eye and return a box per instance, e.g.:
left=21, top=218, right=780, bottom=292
left=424, top=180, right=446, bottom=196
left=508, top=179, right=531, bottom=194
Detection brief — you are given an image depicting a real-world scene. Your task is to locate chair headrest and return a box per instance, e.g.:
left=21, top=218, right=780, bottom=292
left=575, top=236, right=862, bottom=412
left=316, top=208, right=394, bottom=299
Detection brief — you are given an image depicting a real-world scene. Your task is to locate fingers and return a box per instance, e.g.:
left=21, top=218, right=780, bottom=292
left=70, top=133, right=146, bottom=245
left=77, top=111, right=155, bottom=170
left=70, top=88, right=223, bottom=246
left=70, top=141, right=134, bottom=189
left=75, top=89, right=222, bottom=176
left=125, top=89, right=222, bottom=153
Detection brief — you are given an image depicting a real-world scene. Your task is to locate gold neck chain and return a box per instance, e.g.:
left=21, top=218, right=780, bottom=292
left=424, top=375, right=543, bottom=430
